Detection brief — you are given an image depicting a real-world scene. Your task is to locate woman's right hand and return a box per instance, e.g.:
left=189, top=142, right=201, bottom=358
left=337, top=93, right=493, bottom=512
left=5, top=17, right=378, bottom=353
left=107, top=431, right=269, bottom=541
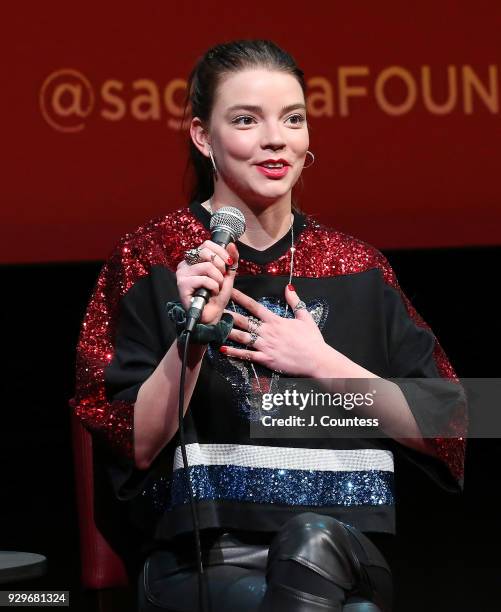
left=176, top=241, right=239, bottom=325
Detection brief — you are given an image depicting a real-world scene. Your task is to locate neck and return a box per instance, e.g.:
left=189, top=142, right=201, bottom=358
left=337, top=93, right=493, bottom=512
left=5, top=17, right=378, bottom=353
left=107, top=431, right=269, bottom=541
left=202, top=196, right=293, bottom=251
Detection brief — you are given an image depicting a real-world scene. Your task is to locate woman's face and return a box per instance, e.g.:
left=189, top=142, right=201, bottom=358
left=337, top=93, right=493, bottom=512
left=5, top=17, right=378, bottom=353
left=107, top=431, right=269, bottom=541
left=193, top=68, right=309, bottom=208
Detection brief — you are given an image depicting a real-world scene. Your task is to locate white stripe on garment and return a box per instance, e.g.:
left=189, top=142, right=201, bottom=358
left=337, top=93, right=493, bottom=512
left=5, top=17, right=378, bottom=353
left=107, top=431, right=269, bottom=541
left=173, top=443, right=394, bottom=473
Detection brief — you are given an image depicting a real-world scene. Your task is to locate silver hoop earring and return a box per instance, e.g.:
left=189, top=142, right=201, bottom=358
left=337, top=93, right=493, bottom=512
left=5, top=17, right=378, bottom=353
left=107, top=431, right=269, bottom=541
left=303, top=150, right=315, bottom=169
left=208, top=147, right=219, bottom=180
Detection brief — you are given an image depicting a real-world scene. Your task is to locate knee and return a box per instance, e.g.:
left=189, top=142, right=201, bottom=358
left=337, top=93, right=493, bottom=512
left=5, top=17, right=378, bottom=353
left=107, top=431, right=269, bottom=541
left=270, top=512, right=354, bottom=557
left=267, top=512, right=360, bottom=591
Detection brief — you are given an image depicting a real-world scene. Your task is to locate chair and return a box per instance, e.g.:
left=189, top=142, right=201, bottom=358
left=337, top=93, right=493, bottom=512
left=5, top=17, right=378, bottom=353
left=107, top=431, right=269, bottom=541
left=70, top=409, right=135, bottom=611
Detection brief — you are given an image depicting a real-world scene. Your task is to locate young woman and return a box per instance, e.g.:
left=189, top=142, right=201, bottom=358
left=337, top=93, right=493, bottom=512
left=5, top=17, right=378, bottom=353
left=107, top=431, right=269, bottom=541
left=70, top=40, right=466, bottom=611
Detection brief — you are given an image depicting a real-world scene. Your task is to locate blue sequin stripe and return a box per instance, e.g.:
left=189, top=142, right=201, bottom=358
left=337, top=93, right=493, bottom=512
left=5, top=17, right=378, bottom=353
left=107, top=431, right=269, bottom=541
left=169, top=464, right=394, bottom=508
left=156, top=444, right=394, bottom=510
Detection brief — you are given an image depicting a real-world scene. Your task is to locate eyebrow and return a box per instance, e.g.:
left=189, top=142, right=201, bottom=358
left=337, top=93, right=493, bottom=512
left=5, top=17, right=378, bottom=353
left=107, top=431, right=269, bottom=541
left=226, top=103, right=306, bottom=114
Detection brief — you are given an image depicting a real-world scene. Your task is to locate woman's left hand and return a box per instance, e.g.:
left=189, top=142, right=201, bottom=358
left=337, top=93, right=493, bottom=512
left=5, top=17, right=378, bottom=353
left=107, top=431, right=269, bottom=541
left=219, top=285, right=329, bottom=377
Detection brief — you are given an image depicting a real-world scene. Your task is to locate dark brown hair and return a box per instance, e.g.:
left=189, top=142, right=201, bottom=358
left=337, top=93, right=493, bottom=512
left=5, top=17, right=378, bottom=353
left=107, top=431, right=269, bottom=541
left=182, top=39, right=307, bottom=212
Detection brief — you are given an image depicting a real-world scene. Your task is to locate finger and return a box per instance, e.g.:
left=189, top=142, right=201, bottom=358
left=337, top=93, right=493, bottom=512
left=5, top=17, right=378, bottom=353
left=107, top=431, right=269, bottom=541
left=224, top=243, right=240, bottom=276
left=181, top=275, right=220, bottom=296
left=285, top=284, right=310, bottom=321
left=227, top=328, right=260, bottom=347
left=196, top=247, right=227, bottom=275
left=223, top=308, right=250, bottom=330
left=184, top=261, right=225, bottom=286
left=219, top=345, right=266, bottom=365
left=231, top=288, right=274, bottom=322
left=201, top=240, right=234, bottom=267
left=226, top=242, right=239, bottom=265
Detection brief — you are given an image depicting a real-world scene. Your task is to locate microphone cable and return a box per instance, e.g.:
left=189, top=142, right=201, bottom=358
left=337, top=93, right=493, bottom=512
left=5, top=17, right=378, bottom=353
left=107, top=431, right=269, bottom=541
left=178, top=330, right=209, bottom=612
left=177, top=206, right=245, bottom=612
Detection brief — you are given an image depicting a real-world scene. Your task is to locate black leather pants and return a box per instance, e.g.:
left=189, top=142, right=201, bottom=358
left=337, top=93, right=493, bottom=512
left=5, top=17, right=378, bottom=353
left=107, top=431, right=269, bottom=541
left=138, top=512, right=393, bottom=612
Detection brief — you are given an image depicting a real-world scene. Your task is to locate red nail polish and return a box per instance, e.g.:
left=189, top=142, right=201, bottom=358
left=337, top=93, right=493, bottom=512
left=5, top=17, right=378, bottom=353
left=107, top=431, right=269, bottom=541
left=227, top=257, right=234, bottom=265
left=219, top=346, right=228, bottom=353
left=287, top=284, right=295, bottom=292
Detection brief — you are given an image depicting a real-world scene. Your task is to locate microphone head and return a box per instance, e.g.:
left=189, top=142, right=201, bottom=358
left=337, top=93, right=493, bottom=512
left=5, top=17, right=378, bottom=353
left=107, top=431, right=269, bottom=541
left=210, top=206, right=246, bottom=241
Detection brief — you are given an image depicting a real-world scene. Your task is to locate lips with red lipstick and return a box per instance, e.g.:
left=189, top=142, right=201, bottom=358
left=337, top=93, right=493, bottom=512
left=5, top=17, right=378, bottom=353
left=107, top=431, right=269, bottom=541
left=255, top=158, right=291, bottom=179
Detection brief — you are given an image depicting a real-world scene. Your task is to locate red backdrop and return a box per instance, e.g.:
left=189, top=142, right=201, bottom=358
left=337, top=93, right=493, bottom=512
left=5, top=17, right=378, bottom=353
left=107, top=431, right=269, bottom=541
left=3, top=1, right=500, bottom=264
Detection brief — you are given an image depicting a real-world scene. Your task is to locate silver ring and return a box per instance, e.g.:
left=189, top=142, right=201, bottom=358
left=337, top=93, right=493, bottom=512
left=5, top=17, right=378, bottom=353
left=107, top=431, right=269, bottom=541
left=184, top=247, right=202, bottom=265
left=249, top=322, right=262, bottom=336
left=248, top=316, right=262, bottom=333
left=293, top=300, right=307, bottom=314
left=247, top=330, right=259, bottom=348
left=248, top=315, right=259, bottom=329
left=228, top=262, right=238, bottom=271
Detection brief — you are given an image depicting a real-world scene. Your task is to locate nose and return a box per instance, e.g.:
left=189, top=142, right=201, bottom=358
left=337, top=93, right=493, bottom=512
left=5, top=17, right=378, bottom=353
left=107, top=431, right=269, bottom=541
left=261, top=120, right=286, bottom=151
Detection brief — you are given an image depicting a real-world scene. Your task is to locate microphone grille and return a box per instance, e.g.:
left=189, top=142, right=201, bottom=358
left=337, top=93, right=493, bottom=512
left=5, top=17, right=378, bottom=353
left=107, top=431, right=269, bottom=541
left=210, top=206, right=246, bottom=241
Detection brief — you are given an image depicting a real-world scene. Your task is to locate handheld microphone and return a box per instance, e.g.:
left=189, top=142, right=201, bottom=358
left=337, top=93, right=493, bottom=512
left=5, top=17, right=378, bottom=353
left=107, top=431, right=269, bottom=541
left=185, top=206, right=246, bottom=332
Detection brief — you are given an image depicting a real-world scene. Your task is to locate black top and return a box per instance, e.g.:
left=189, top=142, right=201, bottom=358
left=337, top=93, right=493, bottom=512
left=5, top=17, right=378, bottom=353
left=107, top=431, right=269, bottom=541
left=79, top=201, right=465, bottom=555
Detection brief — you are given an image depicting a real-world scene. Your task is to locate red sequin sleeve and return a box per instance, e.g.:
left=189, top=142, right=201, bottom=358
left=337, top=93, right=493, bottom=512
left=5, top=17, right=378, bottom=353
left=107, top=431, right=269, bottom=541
left=69, top=237, right=151, bottom=462
left=373, top=249, right=467, bottom=490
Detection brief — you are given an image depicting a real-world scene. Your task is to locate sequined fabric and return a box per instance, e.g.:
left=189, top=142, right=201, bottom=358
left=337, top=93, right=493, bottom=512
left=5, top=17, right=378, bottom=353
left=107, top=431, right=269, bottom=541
left=169, top=465, right=394, bottom=510
left=207, top=297, right=329, bottom=421
left=69, top=205, right=466, bottom=484
left=141, top=444, right=395, bottom=514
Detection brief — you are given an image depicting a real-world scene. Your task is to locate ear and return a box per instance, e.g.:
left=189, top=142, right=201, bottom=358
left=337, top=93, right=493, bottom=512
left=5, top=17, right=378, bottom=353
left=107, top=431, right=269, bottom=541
left=190, top=117, right=211, bottom=158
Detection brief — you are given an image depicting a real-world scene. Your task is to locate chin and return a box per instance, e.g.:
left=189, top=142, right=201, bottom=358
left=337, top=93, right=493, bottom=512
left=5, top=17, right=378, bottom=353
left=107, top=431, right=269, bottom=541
left=256, top=194, right=292, bottom=207
left=255, top=186, right=289, bottom=198
left=234, top=180, right=293, bottom=205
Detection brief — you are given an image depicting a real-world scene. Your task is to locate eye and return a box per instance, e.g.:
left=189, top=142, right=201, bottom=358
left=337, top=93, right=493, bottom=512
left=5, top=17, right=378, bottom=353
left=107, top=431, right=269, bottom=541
left=286, top=113, right=306, bottom=126
left=231, top=115, right=256, bottom=126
